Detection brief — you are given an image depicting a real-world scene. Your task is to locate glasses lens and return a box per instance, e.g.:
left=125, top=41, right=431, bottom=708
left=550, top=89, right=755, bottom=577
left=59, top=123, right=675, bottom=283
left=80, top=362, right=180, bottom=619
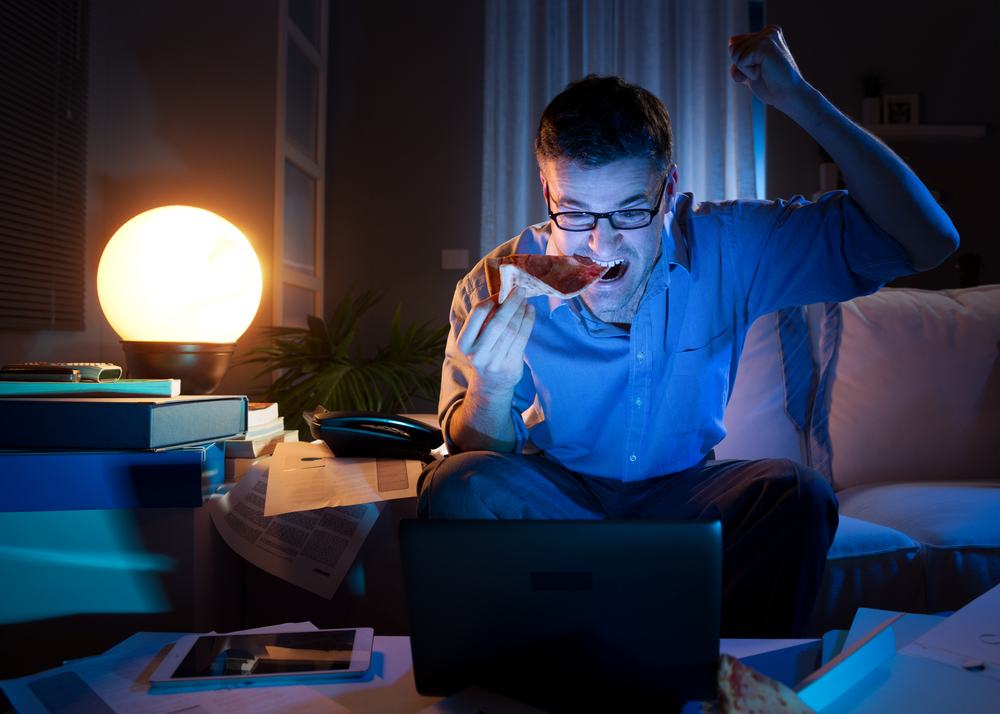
left=556, top=213, right=596, bottom=230
left=610, top=211, right=652, bottom=229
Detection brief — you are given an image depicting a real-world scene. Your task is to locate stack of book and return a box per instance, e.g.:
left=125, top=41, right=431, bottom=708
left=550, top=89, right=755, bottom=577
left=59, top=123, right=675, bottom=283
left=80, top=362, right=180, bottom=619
left=0, top=376, right=249, bottom=511
left=221, top=402, right=298, bottom=482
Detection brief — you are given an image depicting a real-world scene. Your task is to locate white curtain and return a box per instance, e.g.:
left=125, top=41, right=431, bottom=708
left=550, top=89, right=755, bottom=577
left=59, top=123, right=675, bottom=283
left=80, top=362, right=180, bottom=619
left=481, top=0, right=757, bottom=257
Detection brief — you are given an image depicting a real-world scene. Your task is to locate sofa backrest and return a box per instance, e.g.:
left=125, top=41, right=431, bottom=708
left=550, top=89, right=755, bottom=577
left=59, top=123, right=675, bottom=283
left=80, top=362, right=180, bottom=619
left=826, top=285, right=1000, bottom=490
left=714, top=311, right=806, bottom=465
left=716, top=285, right=1000, bottom=491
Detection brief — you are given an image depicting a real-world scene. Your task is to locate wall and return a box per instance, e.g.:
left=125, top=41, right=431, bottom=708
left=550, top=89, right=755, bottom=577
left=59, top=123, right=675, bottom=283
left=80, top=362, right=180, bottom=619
left=0, top=0, right=280, bottom=395
left=765, top=0, right=1000, bottom=289
left=0, top=1, right=279, bottom=692
left=3, top=2, right=994, bottom=387
left=323, top=0, right=486, bottom=412
left=322, top=0, right=998, bottom=350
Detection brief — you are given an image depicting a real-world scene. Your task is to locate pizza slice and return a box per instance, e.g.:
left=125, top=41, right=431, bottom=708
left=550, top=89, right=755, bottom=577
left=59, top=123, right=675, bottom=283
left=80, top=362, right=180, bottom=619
left=710, top=654, right=817, bottom=714
left=489, top=254, right=610, bottom=303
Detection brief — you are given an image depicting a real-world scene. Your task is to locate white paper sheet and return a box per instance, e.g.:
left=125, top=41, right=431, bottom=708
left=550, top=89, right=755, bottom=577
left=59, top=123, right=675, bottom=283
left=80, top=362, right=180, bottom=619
left=0, top=641, right=347, bottom=714
left=209, top=461, right=383, bottom=598
left=901, top=583, right=1000, bottom=681
left=264, top=442, right=422, bottom=516
left=817, top=585, right=1000, bottom=713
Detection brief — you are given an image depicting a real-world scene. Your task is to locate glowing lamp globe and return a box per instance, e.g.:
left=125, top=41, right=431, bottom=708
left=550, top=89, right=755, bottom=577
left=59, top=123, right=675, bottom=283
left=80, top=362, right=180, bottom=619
left=98, top=206, right=263, bottom=394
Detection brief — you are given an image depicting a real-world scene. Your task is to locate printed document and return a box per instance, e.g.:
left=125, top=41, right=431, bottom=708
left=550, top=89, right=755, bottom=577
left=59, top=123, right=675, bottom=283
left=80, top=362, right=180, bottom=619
left=264, top=441, right=422, bottom=516
left=209, top=461, right=382, bottom=598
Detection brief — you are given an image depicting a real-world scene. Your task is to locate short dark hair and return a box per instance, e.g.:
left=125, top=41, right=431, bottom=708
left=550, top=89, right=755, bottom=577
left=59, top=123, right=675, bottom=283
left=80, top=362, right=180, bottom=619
left=534, top=75, right=673, bottom=179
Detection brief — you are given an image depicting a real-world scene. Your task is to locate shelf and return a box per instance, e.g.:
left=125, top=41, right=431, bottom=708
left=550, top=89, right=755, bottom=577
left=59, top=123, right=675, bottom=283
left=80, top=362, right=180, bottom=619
left=868, top=123, right=986, bottom=142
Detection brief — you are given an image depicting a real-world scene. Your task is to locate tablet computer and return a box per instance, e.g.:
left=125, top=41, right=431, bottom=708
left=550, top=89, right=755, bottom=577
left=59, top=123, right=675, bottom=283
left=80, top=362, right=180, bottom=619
left=149, top=627, right=374, bottom=690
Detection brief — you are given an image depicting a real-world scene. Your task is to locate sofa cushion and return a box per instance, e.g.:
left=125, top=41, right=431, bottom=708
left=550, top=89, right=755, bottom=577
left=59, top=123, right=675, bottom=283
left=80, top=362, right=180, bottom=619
left=715, top=312, right=806, bottom=464
left=826, top=286, right=1000, bottom=490
left=808, top=515, right=924, bottom=636
left=827, top=513, right=921, bottom=559
left=837, top=481, right=1000, bottom=613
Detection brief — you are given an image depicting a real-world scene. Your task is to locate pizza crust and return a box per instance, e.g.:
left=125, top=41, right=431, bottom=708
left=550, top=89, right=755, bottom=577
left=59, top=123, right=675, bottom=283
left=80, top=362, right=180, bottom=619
left=488, top=254, right=610, bottom=304
left=497, top=263, right=597, bottom=303
left=711, top=654, right=817, bottom=714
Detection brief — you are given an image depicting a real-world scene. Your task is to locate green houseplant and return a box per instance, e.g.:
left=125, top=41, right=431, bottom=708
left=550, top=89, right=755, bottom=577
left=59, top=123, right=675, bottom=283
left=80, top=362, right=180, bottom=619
left=235, top=286, right=449, bottom=440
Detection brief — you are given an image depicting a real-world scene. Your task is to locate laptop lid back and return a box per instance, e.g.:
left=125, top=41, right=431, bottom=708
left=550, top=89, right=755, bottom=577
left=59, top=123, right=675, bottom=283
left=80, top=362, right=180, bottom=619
left=400, top=519, right=721, bottom=709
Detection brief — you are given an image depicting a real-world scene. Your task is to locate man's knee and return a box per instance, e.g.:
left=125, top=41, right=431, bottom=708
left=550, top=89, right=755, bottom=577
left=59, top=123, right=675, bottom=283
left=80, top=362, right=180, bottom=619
left=760, top=458, right=838, bottom=546
left=417, top=451, right=513, bottom=519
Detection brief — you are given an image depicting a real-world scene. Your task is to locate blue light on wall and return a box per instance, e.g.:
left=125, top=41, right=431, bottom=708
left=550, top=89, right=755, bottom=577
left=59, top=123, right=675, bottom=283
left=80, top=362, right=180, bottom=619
left=0, top=511, right=175, bottom=624
left=753, top=93, right=766, bottom=199
left=750, top=0, right=766, bottom=199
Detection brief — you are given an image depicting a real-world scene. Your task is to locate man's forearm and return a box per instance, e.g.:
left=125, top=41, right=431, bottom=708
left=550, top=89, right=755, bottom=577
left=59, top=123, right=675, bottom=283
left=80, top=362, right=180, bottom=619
left=448, top=382, right=518, bottom=453
left=784, top=86, right=959, bottom=271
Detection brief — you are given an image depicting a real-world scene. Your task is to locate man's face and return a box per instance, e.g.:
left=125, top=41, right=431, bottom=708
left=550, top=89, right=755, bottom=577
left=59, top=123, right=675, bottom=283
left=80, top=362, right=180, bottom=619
left=541, top=157, right=677, bottom=323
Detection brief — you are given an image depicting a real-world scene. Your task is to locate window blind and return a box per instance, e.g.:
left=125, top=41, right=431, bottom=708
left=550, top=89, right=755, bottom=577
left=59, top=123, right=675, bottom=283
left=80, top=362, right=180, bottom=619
left=0, top=0, right=89, bottom=331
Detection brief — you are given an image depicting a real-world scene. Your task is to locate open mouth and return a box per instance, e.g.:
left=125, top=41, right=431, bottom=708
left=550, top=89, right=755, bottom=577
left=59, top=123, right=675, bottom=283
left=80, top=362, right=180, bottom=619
left=595, top=258, right=629, bottom=283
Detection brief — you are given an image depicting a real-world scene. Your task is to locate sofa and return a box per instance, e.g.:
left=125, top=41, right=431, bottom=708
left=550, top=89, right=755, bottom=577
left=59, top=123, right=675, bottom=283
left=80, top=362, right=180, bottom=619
left=243, top=285, right=1000, bottom=641
left=714, top=284, right=1000, bottom=637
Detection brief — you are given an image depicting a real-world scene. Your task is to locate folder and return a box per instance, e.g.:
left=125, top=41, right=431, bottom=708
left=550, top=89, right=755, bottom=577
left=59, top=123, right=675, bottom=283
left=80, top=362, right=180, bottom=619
left=0, top=442, right=224, bottom=510
left=0, top=395, right=248, bottom=450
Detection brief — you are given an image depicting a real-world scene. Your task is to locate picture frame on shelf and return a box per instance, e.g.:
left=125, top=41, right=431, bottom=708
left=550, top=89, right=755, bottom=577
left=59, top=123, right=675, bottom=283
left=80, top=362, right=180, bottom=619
left=883, top=94, right=919, bottom=125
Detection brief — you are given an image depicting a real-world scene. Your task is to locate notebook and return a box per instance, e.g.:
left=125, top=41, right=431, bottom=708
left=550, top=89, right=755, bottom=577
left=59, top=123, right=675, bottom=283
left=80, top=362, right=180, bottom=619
left=399, top=519, right=721, bottom=712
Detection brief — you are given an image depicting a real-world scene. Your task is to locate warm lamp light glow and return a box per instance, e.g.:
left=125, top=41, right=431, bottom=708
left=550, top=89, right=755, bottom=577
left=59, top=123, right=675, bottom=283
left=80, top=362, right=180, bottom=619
left=97, top=206, right=263, bottom=394
left=98, top=206, right=262, bottom=343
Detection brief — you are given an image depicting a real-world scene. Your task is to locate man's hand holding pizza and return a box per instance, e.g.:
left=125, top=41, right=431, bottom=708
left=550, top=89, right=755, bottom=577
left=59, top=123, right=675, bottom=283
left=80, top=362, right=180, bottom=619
left=449, top=287, right=536, bottom=453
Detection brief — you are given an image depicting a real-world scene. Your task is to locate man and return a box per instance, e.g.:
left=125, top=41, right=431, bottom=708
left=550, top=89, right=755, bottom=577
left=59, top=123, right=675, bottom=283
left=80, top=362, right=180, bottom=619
left=418, top=26, right=958, bottom=637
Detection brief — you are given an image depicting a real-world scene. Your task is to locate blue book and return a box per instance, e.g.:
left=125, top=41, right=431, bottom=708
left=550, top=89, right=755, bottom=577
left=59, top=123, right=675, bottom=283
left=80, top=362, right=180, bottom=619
left=0, top=395, right=248, bottom=450
left=0, top=443, right=224, bottom=511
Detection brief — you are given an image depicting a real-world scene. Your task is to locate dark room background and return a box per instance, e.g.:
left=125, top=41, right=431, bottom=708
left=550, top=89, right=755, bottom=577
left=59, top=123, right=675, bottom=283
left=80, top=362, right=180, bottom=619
left=324, top=0, right=998, bottom=374
left=0, top=0, right=995, bottom=400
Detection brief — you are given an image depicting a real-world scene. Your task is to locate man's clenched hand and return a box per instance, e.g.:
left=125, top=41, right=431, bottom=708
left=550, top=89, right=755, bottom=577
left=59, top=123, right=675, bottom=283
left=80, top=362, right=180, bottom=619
left=727, top=24, right=959, bottom=275
left=727, top=25, right=808, bottom=113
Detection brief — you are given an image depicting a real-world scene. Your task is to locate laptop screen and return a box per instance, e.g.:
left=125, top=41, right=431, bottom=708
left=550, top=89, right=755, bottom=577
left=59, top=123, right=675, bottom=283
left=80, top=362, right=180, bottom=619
left=400, top=519, right=721, bottom=711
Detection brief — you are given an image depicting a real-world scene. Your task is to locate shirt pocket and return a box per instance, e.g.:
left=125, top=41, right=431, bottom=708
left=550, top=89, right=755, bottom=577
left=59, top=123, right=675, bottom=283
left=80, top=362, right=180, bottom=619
left=667, top=327, right=733, bottom=442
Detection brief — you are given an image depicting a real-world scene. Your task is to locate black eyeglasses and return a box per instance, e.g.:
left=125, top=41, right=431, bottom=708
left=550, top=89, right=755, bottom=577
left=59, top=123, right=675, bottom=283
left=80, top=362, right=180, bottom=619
left=545, top=177, right=668, bottom=231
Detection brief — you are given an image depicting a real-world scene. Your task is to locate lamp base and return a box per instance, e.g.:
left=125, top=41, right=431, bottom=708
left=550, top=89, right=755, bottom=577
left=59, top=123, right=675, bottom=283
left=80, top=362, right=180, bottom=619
left=121, top=341, right=236, bottom=395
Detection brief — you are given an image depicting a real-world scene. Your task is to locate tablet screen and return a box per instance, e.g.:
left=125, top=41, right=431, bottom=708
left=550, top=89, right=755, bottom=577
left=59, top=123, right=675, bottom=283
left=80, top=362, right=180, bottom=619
left=171, top=630, right=357, bottom=678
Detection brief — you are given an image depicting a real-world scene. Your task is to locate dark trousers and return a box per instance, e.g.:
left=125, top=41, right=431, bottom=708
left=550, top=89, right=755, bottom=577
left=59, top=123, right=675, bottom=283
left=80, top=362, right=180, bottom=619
left=417, top=452, right=838, bottom=638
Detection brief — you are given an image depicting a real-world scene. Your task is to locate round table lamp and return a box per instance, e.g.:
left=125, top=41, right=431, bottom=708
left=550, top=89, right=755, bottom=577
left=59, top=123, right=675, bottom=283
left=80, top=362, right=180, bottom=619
left=98, top=206, right=263, bottom=394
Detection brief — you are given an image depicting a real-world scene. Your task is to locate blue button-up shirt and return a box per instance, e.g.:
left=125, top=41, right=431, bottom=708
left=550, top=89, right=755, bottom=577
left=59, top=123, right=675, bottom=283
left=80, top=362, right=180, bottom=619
left=440, top=192, right=914, bottom=481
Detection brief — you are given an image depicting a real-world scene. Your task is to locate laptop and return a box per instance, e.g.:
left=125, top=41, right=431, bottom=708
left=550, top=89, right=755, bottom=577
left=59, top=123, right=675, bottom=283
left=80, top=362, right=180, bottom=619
left=399, top=519, right=721, bottom=712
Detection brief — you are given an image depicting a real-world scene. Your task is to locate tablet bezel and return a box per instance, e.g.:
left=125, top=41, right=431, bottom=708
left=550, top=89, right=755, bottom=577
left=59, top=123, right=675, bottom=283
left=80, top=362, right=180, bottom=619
left=149, top=627, right=374, bottom=689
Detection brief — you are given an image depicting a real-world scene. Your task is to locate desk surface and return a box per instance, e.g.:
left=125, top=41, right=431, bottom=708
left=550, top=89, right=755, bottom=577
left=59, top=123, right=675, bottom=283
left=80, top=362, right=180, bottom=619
left=101, top=633, right=441, bottom=713
left=3, top=633, right=820, bottom=714
left=106, top=632, right=819, bottom=713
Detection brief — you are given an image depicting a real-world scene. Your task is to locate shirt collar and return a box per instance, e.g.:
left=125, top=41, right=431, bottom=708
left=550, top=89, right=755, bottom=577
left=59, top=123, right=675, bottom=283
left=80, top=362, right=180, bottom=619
left=667, top=193, right=692, bottom=273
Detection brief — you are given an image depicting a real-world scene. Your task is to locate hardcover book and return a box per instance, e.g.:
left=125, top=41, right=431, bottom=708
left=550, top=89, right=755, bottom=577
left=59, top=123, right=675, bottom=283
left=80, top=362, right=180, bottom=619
left=247, top=401, right=279, bottom=427
left=224, top=429, right=298, bottom=458
left=0, top=442, right=224, bottom=510
left=0, top=378, right=181, bottom=398
left=0, top=395, right=248, bottom=450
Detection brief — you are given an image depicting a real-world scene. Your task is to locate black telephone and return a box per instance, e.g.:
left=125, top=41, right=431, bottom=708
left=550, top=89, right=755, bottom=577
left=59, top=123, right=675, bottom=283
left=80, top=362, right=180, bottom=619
left=304, top=407, right=444, bottom=464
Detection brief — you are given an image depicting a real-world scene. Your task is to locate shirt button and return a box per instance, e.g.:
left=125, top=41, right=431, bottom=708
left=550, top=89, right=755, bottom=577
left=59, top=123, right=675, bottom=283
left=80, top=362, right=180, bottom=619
left=635, top=398, right=642, bottom=407
left=630, top=454, right=637, bottom=462
left=637, top=352, right=644, bottom=361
